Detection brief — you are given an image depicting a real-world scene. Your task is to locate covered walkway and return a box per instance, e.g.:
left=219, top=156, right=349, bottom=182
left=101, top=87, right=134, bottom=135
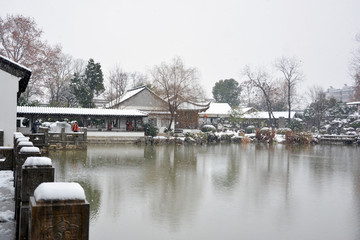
left=17, top=106, right=148, bottom=133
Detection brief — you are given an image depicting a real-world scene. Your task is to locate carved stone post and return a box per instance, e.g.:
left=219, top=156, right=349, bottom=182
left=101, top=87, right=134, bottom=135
left=83, top=128, right=87, bottom=142
left=18, top=157, right=54, bottom=240
left=43, top=128, right=49, bottom=147
left=15, top=147, right=41, bottom=222
left=29, top=183, right=89, bottom=240
left=61, top=127, right=66, bottom=142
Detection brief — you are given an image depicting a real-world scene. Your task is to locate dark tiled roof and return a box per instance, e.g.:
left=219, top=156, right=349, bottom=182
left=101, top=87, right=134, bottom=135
left=0, top=55, right=31, bottom=98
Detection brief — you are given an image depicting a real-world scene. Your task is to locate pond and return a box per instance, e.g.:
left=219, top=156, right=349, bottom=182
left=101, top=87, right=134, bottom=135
left=49, top=144, right=360, bottom=240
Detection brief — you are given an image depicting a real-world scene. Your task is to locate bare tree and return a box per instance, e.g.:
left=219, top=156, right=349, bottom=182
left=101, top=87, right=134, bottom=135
left=243, top=66, right=277, bottom=126
left=275, top=56, right=304, bottom=123
left=240, top=80, right=256, bottom=107
left=304, top=86, right=329, bottom=130
left=0, top=14, right=62, bottom=103
left=105, top=66, right=128, bottom=104
left=151, top=56, right=204, bottom=130
left=42, top=54, right=75, bottom=106
left=129, top=71, right=149, bottom=88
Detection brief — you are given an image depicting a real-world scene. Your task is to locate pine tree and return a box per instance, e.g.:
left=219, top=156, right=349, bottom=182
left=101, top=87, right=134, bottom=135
left=70, top=59, right=104, bottom=108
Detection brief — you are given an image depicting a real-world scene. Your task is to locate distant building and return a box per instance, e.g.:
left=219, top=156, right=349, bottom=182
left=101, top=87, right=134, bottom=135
left=92, top=96, right=109, bottom=108
left=199, top=103, right=256, bottom=128
left=108, top=86, right=210, bottom=131
left=107, top=86, right=172, bottom=131
left=0, top=55, right=31, bottom=147
left=325, top=84, right=354, bottom=102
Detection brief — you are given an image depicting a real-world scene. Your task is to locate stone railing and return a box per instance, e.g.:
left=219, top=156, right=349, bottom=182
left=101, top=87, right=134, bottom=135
left=0, top=146, right=13, bottom=170
left=319, top=134, right=357, bottom=144
left=27, top=127, right=87, bottom=149
left=13, top=132, right=90, bottom=240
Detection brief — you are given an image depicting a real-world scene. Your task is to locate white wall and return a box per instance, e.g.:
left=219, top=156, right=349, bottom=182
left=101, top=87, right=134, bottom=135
left=0, top=70, right=19, bottom=147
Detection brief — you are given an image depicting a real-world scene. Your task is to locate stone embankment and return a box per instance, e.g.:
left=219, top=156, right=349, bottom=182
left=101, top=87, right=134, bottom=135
left=145, top=129, right=360, bottom=145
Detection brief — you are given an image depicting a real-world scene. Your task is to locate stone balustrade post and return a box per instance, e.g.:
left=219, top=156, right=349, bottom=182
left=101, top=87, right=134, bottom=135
left=29, top=183, right=89, bottom=240
left=18, top=157, right=54, bottom=240
left=15, top=147, right=41, bottom=222
left=14, top=132, right=25, bottom=150
left=61, top=127, right=66, bottom=142
left=43, top=128, right=49, bottom=147
left=83, top=128, right=87, bottom=141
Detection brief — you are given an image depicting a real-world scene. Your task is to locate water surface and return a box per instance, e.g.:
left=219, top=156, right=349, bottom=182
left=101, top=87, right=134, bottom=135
left=49, top=144, right=360, bottom=240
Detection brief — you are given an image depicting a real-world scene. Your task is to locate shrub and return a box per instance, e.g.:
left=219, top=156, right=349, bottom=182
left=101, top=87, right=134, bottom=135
left=285, top=131, right=313, bottom=144
left=245, top=125, right=255, bottom=134
left=255, top=128, right=275, bottom=142
left=287, top=119, right=304, bottom=132
left=350, top=120, right=360, bottom=129
left=201, top=125, right=216, bottom=133
left=143, top=123, right=158, bottom=137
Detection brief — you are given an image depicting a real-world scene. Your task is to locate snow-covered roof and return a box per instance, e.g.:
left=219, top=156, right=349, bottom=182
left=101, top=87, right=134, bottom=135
left=178, top=100, right=210, bottom=111
left=17, top=106, right=147, bottom=117
left=347, top=101, right=360, bottom=105
left=0, top=54, right=31, bottom=72
left=107, top=86, right=151, bottom=108
left=0, top=54, right=32, bottom=98
left=243, top=111, right=296, bottom=119
left=199, top=103, right=232, bottom=116
left=240, top=107, right=256, bottom=113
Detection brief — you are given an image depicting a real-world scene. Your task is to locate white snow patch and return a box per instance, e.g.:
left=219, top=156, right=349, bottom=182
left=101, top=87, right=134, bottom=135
left=0, top=171, right=14, bottom=190
left=34, top=182, right=86, bottom=201
left=23, top=157, right=52, bottom=167
left=154, top=136, right=167, bottom=140
left=0, top=210, right=14, bottom=222
left=47, top=121, right=72, bottom=133
left=274, top=134, right=286, bottom=143
left=16, top=137, right=30, bottom=143
left=0, top=146, right=13, bottom=150
left=203, top=125, right=216, bottom=130
left=14, top=132, right=24, bottom=138
left=19, top=146, right=40, bottom=154
left=18, top=141, right=33, bottom=147
left=0, top=158, right=5, bottom=162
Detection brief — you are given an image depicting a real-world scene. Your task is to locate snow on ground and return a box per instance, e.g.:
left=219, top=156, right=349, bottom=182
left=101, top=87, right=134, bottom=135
left=0, top=170, right=15, bottom=239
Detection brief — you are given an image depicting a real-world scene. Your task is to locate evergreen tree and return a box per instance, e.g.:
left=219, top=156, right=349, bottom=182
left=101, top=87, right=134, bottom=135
left=212, top=79, right=241, bottom=107
left=70, top=59, right=104, bottom=108
left=84, top=59, right=105, bottom=95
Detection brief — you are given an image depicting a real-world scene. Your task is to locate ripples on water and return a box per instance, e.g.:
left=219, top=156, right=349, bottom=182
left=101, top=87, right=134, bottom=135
left=49, top=144, right=360, bottom=240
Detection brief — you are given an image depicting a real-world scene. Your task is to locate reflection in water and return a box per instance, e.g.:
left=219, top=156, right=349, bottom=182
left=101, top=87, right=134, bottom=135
left=49, top=144, right=360, bottom=240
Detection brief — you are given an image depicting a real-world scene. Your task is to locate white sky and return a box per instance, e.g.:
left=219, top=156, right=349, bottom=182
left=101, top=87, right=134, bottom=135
left=2, top=0, right=360, bottom=98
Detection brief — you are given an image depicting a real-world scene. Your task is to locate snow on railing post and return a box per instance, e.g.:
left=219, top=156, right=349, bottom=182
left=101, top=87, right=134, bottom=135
left=29, top=182, right=90, bottom=240
left=18, top=157, right=54, bottom=240
left=14, top=146, right=41, bottom=230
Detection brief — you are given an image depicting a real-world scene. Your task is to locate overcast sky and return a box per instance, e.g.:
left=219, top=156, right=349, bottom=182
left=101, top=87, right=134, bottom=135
left=2, top=0, right=360, bottom=98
